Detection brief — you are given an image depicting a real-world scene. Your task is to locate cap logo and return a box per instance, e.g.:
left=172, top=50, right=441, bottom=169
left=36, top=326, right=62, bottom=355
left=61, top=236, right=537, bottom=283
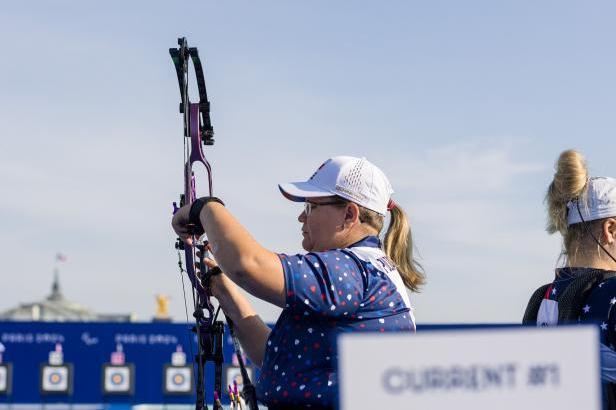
left=335, top=184, right=367, bottom=202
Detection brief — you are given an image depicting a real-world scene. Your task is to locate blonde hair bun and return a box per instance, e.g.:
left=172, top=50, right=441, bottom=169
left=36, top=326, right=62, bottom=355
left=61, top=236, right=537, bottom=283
left=546, top=150, right=589, bottom=235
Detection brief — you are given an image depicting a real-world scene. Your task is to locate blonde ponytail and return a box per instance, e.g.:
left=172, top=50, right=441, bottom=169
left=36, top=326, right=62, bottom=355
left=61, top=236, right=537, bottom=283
left=383, top=204, right=425, bottom=292
left=358, top=203, right=425, bottom=292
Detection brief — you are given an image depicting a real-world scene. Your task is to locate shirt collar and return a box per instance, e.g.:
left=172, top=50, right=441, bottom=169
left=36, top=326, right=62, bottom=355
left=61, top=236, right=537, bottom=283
left=348, top=235, right=381, bottom=249
left=556, top=266, right=615, bottom=279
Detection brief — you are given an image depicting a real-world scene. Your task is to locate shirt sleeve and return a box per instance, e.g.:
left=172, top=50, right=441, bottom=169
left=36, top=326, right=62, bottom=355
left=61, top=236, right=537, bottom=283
left=600, top=343, right=616, bottom=383
left=278, top=250, right=366, bottom=318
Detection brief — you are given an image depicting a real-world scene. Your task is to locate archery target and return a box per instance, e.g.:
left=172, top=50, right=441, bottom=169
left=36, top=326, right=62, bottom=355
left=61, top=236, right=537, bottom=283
left=40, top=365, right=71, bottom=394
left=163, top=365, right=193, bottom=395
left=103, top=364, right=133, bottom=394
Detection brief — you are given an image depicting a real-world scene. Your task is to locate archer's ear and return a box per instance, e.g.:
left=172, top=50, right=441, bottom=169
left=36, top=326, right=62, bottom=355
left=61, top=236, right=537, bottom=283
left=604, top=218, right=616, bottom=245
left=344, top=203, right=361, bottom=227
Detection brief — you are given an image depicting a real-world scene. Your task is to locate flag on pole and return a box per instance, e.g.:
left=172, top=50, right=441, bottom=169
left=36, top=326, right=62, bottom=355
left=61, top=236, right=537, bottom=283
left=56, top=253, right=67, bottom=262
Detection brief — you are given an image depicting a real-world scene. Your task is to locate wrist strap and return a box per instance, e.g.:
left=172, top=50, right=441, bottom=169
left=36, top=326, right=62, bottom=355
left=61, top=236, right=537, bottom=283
left=188, top=197, right=225, bottom=236
left=207, top=266, right=222, bottom=276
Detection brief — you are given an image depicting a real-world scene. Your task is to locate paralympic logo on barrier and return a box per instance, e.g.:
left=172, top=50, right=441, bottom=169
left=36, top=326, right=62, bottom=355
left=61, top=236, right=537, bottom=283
left=382, top=363, right=560, bottom=395
left=81, top=332, right=99, bottom=346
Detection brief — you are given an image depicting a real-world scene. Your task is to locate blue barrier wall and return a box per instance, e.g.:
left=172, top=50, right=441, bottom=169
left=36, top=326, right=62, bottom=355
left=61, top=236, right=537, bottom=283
left=0, top=321, right=251, bottom=405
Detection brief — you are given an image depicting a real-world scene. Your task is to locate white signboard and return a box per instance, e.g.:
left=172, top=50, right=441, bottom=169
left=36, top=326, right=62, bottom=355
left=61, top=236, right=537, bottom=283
left=339, top=326, right=601, bottom=410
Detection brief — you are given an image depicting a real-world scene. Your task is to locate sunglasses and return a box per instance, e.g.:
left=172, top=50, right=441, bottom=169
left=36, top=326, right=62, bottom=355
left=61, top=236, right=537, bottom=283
left=304, top=199, right=348, bottom=216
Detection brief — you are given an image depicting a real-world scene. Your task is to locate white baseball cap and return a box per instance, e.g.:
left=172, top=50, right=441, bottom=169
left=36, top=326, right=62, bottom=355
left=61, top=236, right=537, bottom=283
left=567, top=177, right=616, bottom=225
left=278, top=156, right=394, bottom=216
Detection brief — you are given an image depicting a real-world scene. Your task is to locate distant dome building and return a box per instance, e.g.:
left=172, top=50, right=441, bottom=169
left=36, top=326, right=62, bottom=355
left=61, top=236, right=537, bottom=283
left=0, top=270, right=135, bottom=322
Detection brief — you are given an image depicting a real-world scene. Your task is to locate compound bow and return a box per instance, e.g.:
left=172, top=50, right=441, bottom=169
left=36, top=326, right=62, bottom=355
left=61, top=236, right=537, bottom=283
left=169, top=37, right=258, bottom=410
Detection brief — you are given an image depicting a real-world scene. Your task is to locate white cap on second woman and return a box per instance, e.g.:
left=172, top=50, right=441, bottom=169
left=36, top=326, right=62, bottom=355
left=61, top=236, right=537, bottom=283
left=278, top=156, right=394, bottom=216
left=567, top=177, right=616, bottom=225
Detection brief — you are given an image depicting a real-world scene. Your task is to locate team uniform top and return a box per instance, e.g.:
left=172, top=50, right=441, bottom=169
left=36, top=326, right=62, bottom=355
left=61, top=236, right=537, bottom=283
left=256, top=236, right=415, bottom=409
left=543, top=267, right=616, bottom=346
left=542, top=266, right=616, bottom=391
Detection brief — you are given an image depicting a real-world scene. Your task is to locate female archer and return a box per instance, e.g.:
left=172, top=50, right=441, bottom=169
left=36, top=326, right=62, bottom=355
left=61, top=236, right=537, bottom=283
left=172, top=155, right=424, bottom=409
left=524, top=150, right=616, bottom=407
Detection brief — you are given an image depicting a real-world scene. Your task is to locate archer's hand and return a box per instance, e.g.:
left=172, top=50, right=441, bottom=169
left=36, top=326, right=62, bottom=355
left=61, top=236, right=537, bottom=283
left=201, top=256, right=228, bottom=300
left=171, top=204, right=195, bottom=246
left=194, top=246, right=225, bottom=299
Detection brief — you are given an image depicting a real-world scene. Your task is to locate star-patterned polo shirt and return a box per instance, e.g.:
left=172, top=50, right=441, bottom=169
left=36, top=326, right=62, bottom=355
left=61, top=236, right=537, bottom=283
left=541, top=267, right=616, bottom=385
left=256, top=236, right=415, bottom=409
left=542, top=267, right=616, bottom=343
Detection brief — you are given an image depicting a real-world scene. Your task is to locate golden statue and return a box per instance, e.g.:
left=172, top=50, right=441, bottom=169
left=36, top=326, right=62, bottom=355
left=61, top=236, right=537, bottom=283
left=155, top=294, right=170, bottom=319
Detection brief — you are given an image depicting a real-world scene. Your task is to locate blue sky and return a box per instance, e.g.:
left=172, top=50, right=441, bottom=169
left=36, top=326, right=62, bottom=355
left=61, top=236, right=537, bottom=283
left=0, top=1, right=614, bottom=323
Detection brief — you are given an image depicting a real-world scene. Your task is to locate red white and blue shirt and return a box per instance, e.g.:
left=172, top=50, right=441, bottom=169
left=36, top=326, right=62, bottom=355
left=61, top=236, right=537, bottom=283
left=540, top=267, right=616, bottom=384
left=256, top=236, right=415, bottom=408
left=540, top=268, right=616, bottom=341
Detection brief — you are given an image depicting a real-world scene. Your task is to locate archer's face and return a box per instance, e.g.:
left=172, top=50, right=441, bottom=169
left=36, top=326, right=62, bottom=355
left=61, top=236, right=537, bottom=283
left=298, top=197, right=348, bottom=252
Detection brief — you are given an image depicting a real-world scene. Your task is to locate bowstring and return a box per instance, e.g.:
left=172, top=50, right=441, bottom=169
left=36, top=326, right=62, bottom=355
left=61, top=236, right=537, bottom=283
left=177, top=250, right=198, bottom=397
